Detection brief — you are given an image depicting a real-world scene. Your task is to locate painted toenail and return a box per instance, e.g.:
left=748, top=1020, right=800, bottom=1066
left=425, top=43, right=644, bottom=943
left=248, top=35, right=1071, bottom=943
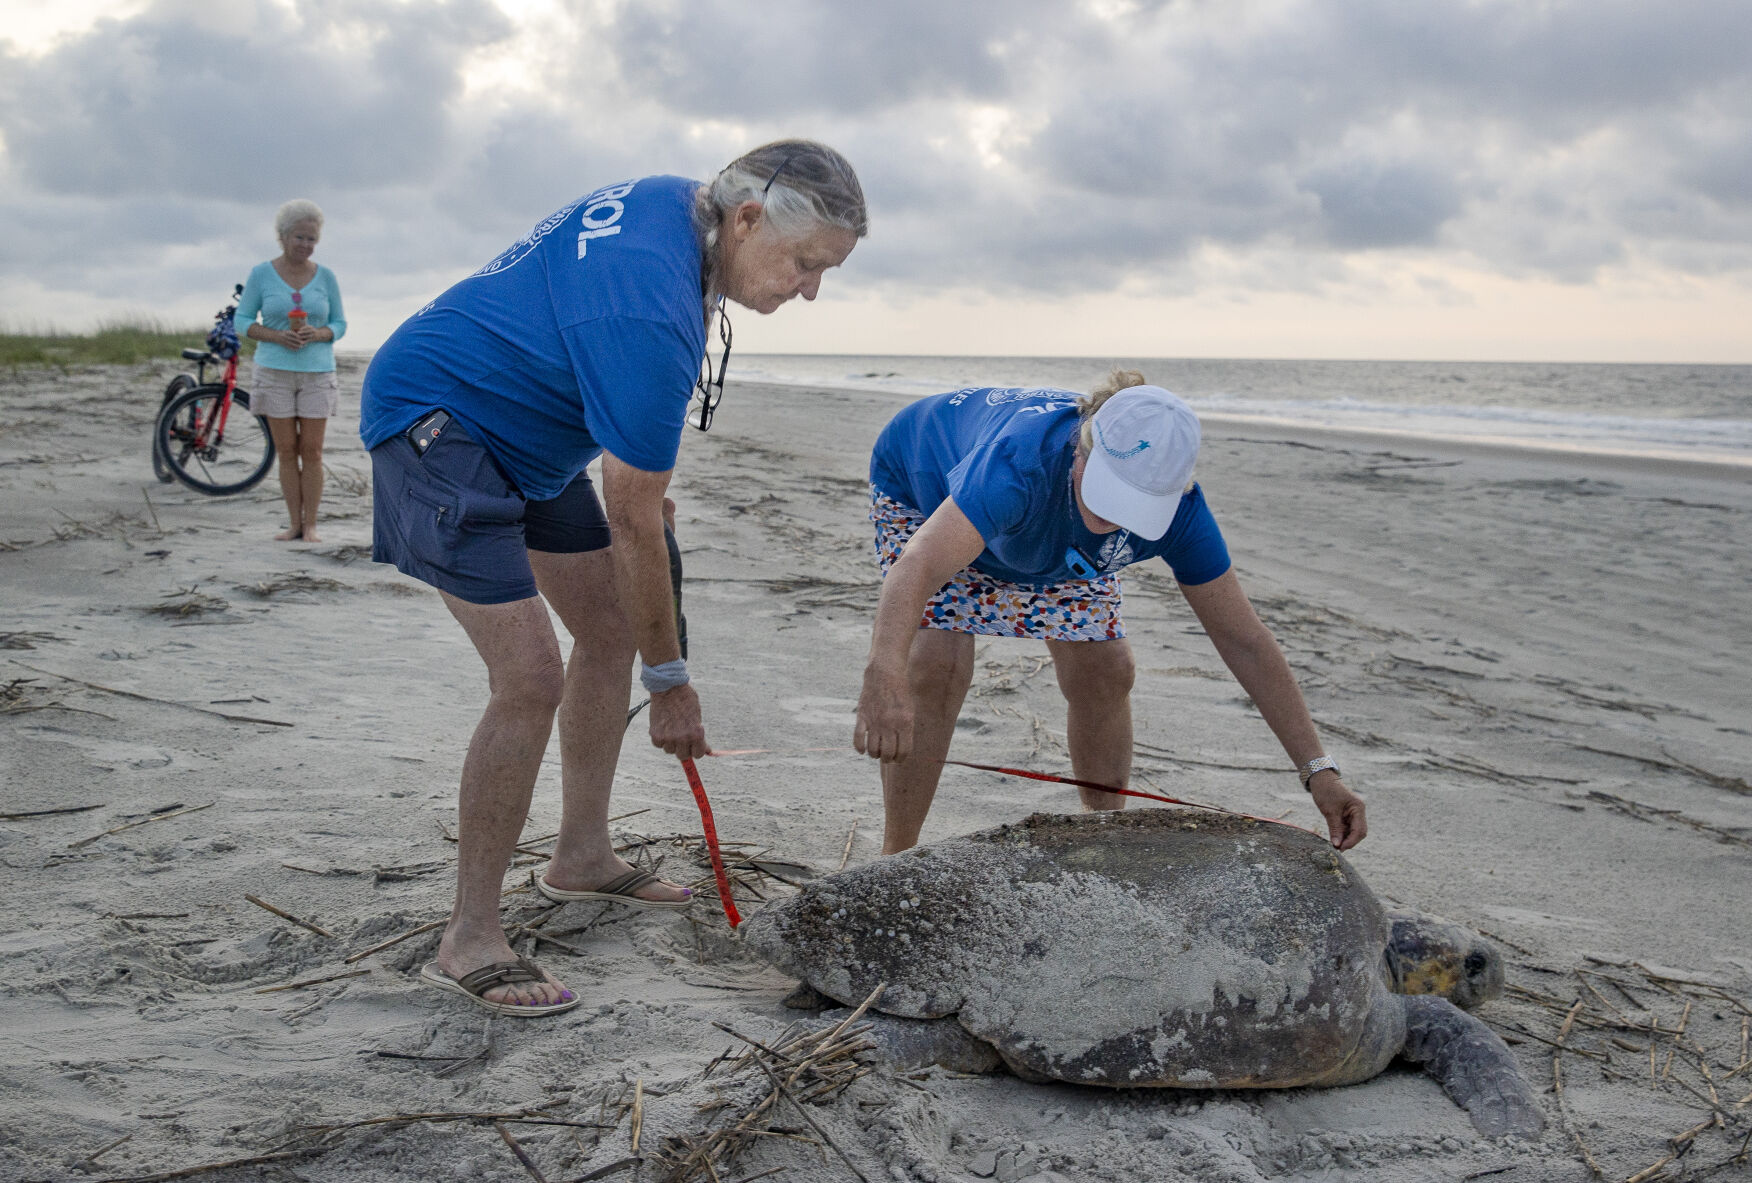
left=561, top=990, right=575, bottom=1001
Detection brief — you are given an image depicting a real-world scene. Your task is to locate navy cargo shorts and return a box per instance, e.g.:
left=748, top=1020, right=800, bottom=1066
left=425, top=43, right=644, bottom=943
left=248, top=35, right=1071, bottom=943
left=369, top=415, right=611, bottom=605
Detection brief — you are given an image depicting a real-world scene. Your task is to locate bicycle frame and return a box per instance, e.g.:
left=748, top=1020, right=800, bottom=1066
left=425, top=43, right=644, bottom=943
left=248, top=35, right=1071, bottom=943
left=171, top=354, right=240, bottom=459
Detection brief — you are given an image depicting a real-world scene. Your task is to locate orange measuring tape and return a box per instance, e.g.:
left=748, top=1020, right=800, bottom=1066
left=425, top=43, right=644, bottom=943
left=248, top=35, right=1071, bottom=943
left=678, top=748, right=1321, bottom=927
left=936, top=758, right=1321, bottom=837
left=680, top=757, right=742, bottom=927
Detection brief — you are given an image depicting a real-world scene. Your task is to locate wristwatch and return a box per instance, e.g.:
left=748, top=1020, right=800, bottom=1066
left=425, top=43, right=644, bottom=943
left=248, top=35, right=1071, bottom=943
left=1297, top=755, right=1340, bottom=790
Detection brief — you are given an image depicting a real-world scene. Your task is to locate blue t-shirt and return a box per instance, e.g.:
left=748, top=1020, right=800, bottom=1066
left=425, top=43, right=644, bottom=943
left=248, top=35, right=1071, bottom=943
left=360, top=175, right=707, bottom=499
left=870, top=386, right=1232, bottom=587
left=235, top=261, right=347, bottom=373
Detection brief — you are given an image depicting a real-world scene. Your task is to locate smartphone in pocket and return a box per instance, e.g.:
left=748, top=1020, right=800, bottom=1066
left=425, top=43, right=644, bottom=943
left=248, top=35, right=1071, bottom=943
left=406, top=409, right=452, bottom=457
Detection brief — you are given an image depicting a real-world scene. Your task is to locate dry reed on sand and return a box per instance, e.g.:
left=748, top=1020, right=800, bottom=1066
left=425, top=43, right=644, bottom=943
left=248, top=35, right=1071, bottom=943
left=1505, top=956, right=1752, bottom=1180
left=141, top=586, right=229, bottom=617
left=642, top=983, right=887, bottom=1183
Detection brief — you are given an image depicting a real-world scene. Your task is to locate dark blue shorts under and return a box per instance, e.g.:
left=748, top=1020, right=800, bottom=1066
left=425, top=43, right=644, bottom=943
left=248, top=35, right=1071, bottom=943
left=370, top=418, right=611, bottom=605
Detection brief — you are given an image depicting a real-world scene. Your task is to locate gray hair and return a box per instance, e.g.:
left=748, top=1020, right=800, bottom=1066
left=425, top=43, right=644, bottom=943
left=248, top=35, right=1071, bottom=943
left=694, top=140, right=867, bottom=260
left=274, top=199, right=325, bottom=239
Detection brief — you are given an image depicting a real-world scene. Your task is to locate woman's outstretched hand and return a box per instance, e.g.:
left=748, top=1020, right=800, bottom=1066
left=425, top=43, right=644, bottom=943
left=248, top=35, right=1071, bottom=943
left=854, top=664, right=914, bottom=763
left=1309, top=773, right=1367, bottom=850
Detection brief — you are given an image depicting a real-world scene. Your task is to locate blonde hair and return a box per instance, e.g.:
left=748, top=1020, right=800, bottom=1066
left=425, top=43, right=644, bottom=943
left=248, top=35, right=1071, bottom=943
left=1077, top=368, right=1148, bottom=455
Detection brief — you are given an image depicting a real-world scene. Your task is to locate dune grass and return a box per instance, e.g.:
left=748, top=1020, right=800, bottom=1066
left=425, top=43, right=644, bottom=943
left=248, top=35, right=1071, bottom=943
left=0, top=321, right=255, bottom=367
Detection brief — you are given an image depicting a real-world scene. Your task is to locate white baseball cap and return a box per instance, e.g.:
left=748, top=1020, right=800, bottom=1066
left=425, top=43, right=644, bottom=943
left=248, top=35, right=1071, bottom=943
left=1078, top=385, right=1201, bottom=542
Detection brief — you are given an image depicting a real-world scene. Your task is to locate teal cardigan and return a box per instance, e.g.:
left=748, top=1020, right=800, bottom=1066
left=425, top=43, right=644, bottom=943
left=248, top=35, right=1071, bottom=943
left=234, top=261, right=347, bottom=372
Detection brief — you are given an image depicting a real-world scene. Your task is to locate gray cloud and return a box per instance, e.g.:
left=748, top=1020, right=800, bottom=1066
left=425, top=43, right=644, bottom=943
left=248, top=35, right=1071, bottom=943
left=2, top=0, right=511, bottom=202
left=2, top=0, right=1749, bottom=338
left=601, top=0, right=1049, bottom=117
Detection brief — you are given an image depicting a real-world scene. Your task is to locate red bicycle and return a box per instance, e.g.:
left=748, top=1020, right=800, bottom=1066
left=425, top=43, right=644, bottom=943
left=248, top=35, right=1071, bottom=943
left=152, top=285, right=275, bottom=495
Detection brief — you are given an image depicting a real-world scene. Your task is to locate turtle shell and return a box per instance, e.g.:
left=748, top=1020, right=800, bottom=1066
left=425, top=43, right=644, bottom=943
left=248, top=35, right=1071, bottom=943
left=742, top=810, right=1402, bottom=1088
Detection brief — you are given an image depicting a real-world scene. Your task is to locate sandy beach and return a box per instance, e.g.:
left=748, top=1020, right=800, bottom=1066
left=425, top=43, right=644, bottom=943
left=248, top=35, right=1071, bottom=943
left=2, top=360, right=1749, bottom=1183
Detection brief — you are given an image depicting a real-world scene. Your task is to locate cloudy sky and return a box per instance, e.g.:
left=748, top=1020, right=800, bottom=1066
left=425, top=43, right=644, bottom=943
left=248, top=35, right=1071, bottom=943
left=3, top=0, right=1749, bottom=361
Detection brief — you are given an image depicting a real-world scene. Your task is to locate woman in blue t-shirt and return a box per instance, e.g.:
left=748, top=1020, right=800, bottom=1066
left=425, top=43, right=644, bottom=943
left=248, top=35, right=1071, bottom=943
left=234, top=199, right=348, bottom=542
left=360, top=141, right=867, bottom=1018
left=854, top=371, right=1367, bottom=854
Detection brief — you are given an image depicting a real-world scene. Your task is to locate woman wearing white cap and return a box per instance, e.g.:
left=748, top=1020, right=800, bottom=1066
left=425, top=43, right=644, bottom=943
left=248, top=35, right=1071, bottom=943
left=854, top=369, right=1367, bottom=853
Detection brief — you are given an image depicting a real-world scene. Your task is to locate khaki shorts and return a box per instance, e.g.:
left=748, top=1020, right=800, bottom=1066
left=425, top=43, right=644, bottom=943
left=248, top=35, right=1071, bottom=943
left=251, top=366, right=341, bottom=419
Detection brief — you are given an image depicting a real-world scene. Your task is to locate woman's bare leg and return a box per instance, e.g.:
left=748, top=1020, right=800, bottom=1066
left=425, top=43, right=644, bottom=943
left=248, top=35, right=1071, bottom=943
left=434, top=591, right=573, bottom=1007
left=1045, top=637, right=1135, bottom=811
left=881, top=628, right=976, bottom=853
left=531, top=548, right=690, bottom=902
left=267, top=417, right=302, bottom=539
left=295, top=417, right=326, bottom=542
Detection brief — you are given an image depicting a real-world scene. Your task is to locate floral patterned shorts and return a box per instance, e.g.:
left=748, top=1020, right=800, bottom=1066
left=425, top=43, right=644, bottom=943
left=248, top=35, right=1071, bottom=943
left=870, top=488, right=1125, bottom=642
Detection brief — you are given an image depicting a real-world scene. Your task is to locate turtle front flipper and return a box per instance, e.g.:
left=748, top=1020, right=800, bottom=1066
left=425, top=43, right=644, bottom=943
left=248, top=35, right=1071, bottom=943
left=1399, top=995, right=1544, bottom=1139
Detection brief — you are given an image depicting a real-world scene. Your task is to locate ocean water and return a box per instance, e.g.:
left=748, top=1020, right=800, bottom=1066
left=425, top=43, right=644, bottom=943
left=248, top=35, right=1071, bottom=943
left=736, top=355, right=1752, bottom=466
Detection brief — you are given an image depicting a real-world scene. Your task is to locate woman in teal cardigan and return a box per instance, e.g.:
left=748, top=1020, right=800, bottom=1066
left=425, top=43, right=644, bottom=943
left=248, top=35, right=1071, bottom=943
left=235, top=199, right=347, bottom=541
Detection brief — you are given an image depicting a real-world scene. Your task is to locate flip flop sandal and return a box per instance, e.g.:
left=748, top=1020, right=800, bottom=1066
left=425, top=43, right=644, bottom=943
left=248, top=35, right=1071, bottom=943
left=419, top=958, right=580, bottom=1017
left=535, top=868, right=695, bottom=910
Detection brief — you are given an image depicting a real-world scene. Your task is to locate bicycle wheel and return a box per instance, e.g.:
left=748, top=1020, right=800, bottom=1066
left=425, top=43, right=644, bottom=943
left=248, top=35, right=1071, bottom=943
left=152, top=374, right=195, bottom=482
left=156, top=384, right=276, bottom=495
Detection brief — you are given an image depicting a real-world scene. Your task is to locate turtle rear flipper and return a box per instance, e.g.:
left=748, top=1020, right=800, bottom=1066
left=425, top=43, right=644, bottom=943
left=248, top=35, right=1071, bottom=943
left=1399, top=995, right=1544, bottom=1139
left=838, top=1012, right=1003, bottom=1076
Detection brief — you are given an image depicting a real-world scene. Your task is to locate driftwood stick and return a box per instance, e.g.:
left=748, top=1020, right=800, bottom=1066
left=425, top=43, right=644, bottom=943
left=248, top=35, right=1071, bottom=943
left=1575, top=971, right=1634, bottom=1025
left=296, top=1105, right=565, bottom=1136
left=1701, top=1061, right=1725, bottom=1127
left=712, top=1022, right=803, bottom=1069
left=344, top=919, right=445, bottom=963
left=256, top=968, right=370, bottom=994
left=70, top=802, right=214, bottom=849
left=1552, top=1000, right=1604, bottom=1178
left=495, top=1121, right=551, bottom=1183
left=1624, top=1155, right=1675, bottom=1183
left=820, top=982, right=887, bottom=1048
left=1499, top=1022, right=1608, bottom=1059
left=630, top=1078, right=644, bottom=1155
left=2, top=802, right=105, bottom=821
left=838, top=818, right=859, bottom=871
left=244, top=893, right=335, bottom=938
left=85, top=1133, right=133, bottom=1164
left=725, top=1168, right=786, bottom=1183
left=15, top=662, right=292, bottom=726
left=95, top=1148, right=319, bottom=1182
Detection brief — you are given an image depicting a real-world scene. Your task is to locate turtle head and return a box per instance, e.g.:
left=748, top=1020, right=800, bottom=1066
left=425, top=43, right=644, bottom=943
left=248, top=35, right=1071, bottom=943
left=1385, top=910, right=1503, bottom=1010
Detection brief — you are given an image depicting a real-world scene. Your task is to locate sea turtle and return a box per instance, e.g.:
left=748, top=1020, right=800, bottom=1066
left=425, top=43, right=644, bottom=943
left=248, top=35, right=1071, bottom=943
left=742, top=809, right=1543, bottom=1138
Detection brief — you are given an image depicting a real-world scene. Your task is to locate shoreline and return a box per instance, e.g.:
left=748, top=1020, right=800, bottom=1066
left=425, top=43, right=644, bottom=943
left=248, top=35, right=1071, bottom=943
left=727, top=371, right=1752, bottom=478
left=1196, top=413, right=1752, bottom=481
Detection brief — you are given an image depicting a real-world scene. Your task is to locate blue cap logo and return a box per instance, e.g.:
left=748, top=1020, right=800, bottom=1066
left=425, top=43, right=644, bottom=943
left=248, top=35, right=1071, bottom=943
left=1094, top=419, right=1151, bottom=460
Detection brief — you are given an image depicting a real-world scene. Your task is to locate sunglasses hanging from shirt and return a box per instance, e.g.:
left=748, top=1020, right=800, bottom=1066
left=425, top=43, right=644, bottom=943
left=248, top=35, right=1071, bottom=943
left=687, top=305, right=732, bottom=432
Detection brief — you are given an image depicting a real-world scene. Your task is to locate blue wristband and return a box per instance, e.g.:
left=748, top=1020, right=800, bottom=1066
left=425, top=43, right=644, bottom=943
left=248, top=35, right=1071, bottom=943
left=640, top=659, right=690, bottom=694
